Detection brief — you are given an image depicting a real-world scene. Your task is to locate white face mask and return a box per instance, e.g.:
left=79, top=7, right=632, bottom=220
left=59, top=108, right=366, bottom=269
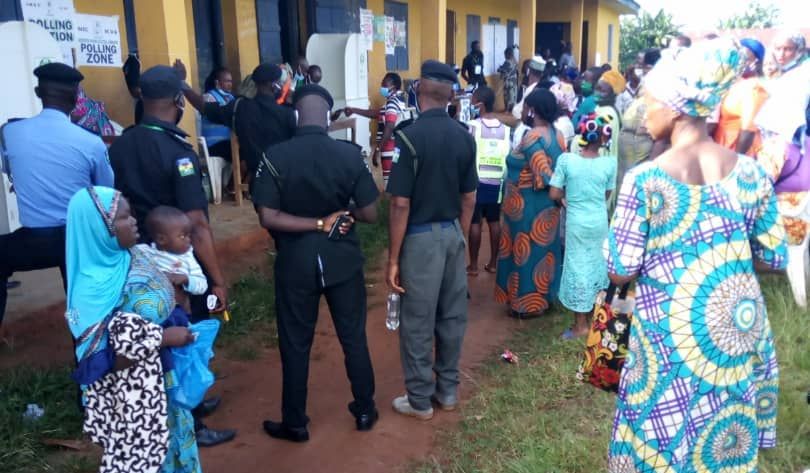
left=326, top=110, right=331, bottom=128
left=634, top=68, right=644, bottom=79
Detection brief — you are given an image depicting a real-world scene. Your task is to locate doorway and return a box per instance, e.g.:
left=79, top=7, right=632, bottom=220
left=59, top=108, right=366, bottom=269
left=256, top=0, right=303, bottom=65
left=446, top=10, right=456, bottom=64
left=192, top=0, right=225, bottom=87
left=535, top=22, right=565, bottom=62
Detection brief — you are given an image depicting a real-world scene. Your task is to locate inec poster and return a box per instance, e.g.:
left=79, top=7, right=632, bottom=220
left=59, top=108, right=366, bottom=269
left=21, top=0, right=76, bottom=64
left=75, top=14, right=122, bottom=67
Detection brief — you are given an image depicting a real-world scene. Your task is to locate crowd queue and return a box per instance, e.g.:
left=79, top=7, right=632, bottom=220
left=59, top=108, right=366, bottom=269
left=0, top=26, right=807, bottom=473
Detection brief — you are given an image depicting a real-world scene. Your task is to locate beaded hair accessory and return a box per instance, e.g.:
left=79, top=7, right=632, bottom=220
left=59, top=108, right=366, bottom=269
left=86, top=187, right=120, bottom=236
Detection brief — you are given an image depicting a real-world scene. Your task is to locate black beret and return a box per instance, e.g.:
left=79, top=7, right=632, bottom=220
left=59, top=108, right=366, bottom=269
left=420, top=60, right=457, bottom=84
left=139, top=65, right=182, bottom=99
left=33, top=62, right=83, bottom=84
left=252, top=63, right=282, bottom=84
left=293, top=84, right=334, bottom=109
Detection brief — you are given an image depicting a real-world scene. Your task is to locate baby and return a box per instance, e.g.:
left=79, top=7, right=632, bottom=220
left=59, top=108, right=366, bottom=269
left=138, top=206, right=207, bottom=310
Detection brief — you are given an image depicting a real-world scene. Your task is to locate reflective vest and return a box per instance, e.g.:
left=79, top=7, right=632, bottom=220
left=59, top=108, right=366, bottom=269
left=471, top=119, right=511, bottom=182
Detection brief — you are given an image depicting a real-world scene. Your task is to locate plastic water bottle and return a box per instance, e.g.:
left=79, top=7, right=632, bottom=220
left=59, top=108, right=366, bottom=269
left=23, top=403, right=44, bottom=422
left=386, top=293, right=400, bottom=331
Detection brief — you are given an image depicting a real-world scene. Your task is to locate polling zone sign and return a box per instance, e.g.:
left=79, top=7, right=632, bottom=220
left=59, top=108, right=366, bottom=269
left=75, top=14, right=122, bottom=67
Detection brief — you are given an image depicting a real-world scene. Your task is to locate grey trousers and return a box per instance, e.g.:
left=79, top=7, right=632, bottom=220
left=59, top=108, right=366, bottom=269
left=398, top=221, right=468, bottom=410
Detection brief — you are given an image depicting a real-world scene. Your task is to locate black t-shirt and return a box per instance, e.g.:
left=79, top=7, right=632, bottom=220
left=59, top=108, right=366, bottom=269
left=462, top=51, right=486, bottom=86
left=251, top=126, right=380, bottom=287
left=109, top=116, right=208, bottom=241
left=203, top=93, right=296, bottom=172
left=387, top=108, right=478, bottom=225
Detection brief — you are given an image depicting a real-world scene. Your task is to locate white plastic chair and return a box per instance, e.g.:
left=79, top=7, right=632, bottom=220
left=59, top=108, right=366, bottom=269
left=782, top=193, right=810, bottom=308
left=197, top=136, right=232, bottom=205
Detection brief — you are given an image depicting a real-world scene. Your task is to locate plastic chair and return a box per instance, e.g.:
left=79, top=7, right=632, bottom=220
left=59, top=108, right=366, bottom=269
left=197, top=136, right=231, bottom=205
left=782, top=193, right=810, bottom=308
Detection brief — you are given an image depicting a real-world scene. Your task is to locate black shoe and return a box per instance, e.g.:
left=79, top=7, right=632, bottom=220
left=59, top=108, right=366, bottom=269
left=262, top=420, right=309, bottom=443
left=195, top=427, right=236, bottom=447
left=192, top=396, right=222, bottom=418
left=355, top=409, right=379, bottom=432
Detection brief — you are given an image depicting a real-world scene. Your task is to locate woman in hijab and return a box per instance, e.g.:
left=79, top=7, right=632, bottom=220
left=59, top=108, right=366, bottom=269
left=495, top=89, right=567, bottom=318
left=66, top=187, right=200, bottom=473
left=605, top=38, right=786, bottom=472
left=756, top=31, right=810, bottom=247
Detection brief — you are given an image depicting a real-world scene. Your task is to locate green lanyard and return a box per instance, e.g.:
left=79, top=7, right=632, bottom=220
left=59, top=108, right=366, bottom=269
left=140, top=124, right=164, bottom=133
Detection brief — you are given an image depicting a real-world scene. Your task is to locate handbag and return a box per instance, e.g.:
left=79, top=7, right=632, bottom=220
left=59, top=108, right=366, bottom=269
left=167, top=319, right=220, bottom=410
left=577, top=283, right=633, bottom=393
left=775, top=130, right=810, bottom=194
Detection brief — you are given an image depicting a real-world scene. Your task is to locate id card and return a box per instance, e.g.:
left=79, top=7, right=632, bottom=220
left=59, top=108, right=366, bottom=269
left=474, top=65, right=482, bottom=75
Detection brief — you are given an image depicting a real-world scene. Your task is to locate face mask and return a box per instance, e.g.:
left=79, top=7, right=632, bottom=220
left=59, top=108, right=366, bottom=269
left=581, top=82, right=593, bottom=96
left=470, top=105, right=481, bottom=119
left=380, top=86, right=391, bottom=98
left=634, top=68, right=644, bottom=79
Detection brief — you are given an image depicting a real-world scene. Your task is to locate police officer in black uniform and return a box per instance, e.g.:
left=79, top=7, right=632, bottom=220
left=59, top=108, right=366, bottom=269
left=386, top=60, right=478, bottom=420
left=252, top=84, right=380, bottom=442
left=108, top=65, right=236, bottom=447
left=175, top=60, right=295, bottom=175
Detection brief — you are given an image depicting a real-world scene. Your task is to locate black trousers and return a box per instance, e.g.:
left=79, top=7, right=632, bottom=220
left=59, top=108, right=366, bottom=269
left=0, top=226, right=67, bottom=325
left=276, top=270, right=376, bottom=428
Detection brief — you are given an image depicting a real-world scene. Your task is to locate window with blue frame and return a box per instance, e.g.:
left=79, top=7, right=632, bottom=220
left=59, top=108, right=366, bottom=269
left=384, top=0, right=408, bottom=71
left=309, top=0, right=367, bottom=34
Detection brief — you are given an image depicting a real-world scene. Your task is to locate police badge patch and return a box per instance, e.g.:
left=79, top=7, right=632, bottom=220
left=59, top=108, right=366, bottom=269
left=176, top=157, right=195, bottom=177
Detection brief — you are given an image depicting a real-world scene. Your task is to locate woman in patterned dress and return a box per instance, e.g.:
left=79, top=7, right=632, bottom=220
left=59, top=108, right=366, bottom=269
left=495, top=89, right=566, bottom=318
left=65, top=187, right=201, bottom=473
left=605, top=39, right=787, bottom=472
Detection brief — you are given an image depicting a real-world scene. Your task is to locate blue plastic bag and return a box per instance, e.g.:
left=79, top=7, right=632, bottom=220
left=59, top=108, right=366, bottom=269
left=168, top=319, right=220, bottom=410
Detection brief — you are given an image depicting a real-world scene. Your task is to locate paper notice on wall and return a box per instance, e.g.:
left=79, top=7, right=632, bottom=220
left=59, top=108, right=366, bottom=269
left=75, top=14, right=122, bottom=67
left=373, top=15, right=386, bottom=42
left=384, top=16, right=395, bottom=55
left=21, top=0, right=77, bottom=65
left=395, top=20, right=406, bottom=48
left=359, top=8, right=373, bottom=51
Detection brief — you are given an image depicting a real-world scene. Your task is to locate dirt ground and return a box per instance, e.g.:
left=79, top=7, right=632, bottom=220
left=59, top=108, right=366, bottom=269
left=0, top=225, right=522, bottom=473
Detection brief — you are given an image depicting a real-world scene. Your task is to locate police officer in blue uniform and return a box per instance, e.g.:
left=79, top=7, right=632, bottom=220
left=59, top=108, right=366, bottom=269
left=252, top=84, right=380, bottom=442
left=108, top=65, right=235, bottom=447
left=386, top=60, right=478, bottom=420
left=0, top=63, right=114, bottom=325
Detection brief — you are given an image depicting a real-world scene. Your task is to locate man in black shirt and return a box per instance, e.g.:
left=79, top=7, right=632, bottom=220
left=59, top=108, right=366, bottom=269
left=176, top=60, right=296, bottom=175
left=461, top=41, right=487, bottom=87
left=108, top=65, right=235, bottom=447
left=386, top=60, right=477, bottom=420
left=252, top=84, right=380, bottom=442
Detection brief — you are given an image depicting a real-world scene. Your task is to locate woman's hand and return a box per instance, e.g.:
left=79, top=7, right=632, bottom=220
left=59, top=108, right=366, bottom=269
left=322, top=211, right=354, bottom=235
left=162, top=326, right=195, bottom=347
left=165, top=272, right=189, bottom=287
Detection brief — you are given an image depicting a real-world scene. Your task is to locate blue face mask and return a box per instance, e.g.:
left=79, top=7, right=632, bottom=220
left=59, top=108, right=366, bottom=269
left=380, top=87, right=391, bottom=98
left=470, top=105, right=481, bottom=119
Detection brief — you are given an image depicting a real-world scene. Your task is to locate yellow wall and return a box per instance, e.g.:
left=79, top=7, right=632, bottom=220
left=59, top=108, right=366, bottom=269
left=221, top=0, right=260, bottom=83
left=72, top=0, right=131, bottom=126
left=596, top=3, right=620, bottom=70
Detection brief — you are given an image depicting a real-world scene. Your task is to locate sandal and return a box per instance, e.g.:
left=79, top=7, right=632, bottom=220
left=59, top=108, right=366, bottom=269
left=483, top=263, right=496, bottom=274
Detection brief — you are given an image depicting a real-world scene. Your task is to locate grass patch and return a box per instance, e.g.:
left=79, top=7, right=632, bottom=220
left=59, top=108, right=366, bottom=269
left=415, top=276, right=810, bottom=473
left=0, top=366, right=88, bottom=473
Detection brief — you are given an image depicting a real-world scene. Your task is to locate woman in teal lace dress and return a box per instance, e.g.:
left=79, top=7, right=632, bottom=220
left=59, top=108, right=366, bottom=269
left=495, top=89, right=567, bottom=317
left=65, top=186, right=201, bottom=473
left=550, top=111, right=617, bottom=338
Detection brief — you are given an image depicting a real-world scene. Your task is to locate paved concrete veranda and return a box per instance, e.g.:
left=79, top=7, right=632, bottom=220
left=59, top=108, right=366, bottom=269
left=3, top=203, right=266, bottom=325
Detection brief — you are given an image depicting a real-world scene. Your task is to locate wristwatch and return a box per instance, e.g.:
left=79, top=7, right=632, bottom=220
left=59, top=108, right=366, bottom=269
left=316, top=219, right=325, bottom=232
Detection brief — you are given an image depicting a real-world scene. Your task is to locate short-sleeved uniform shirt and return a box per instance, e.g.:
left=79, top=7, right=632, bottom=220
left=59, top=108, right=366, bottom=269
left=3, top=108, right=114, bottom=228
left=203, top=93, right=296, bottom=172
left=387, top=108, right=478, bottom=224
left=252, top=126, right=379, bottom=287
left=109, top=116, right=208, bottom=241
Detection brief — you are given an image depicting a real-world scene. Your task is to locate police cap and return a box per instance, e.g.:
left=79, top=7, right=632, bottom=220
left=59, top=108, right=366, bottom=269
left=252, top=63, right=282, bottom=84
left=139, top=65, right=182, bottom=99
left=293, top=84, right=334, bottom=109
left=420, top=60, right=457, bottom=84
left=33, top=62, right=84, bottom=84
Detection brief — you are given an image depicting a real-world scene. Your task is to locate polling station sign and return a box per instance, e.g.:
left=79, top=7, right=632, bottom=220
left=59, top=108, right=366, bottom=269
left=21, top=0, right=77, bottom=64
left=75, top=14, right=122, bottom=67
